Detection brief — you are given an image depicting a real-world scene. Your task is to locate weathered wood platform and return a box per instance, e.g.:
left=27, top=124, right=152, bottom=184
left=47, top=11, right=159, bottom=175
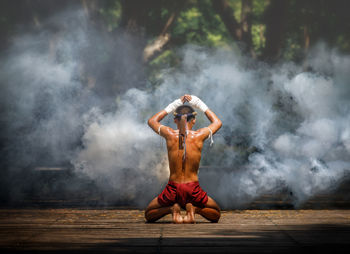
left=0, top=209, right=349, bottom=253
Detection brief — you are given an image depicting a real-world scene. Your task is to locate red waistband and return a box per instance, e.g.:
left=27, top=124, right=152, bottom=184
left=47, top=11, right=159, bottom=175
left=168, top=181, right=199, bottom=186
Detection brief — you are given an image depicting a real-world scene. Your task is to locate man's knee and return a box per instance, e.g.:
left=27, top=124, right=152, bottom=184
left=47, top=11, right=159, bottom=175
left=212, top=210, right=220, bottom=223
left=208, top=208, right=220, bottom=223
left=201, top=207, right=220, bottom=223
left=144, top=210, right=156, bottom=223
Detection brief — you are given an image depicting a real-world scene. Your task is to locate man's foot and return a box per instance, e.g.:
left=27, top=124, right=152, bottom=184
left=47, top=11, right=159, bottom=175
left=171, top=203, right=183, bottom=224
left=183, top=203, right=195, bottom=224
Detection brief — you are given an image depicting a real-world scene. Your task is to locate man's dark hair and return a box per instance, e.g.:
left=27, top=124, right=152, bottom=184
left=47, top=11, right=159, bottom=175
left=174, top=105, right=196, bottom=121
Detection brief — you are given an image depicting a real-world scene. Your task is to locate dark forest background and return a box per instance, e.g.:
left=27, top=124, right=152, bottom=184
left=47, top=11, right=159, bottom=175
left=1, top=0, right=349, bottom=94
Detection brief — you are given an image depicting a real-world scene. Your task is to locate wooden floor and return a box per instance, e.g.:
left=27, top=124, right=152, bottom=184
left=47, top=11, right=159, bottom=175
left=0, top=209, right=349, bottom=253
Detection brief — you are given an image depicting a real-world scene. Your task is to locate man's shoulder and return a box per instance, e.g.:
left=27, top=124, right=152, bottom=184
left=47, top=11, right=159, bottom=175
left=189, top=128, right=210, bottom=141
left=191, top=128, right=208, bottom=135
left=161, top=126, right=178, bottom=137
left=163, top=126, right=177, bottom=133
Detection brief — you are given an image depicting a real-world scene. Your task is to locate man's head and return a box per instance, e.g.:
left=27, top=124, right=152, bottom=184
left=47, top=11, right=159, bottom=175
left=174, top=105, right=196, bottom=128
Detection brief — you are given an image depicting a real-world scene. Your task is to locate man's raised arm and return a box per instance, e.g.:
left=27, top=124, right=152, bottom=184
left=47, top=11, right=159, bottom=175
left=203, top=109, right=222, bottom=135
left=185, top=94, right=222, bottom=135
left=148, top=97, right=184, bottom=136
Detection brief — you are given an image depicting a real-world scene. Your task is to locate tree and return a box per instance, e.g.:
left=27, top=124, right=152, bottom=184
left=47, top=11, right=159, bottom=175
left=211, top=0, right=254, bottom=57
left=261, top=0, right=289, bottom=61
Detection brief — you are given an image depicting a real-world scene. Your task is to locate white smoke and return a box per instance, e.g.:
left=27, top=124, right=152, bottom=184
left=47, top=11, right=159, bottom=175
left=73, top=44, right=350, bottom=208
left=1, top=9, right=350, bottom=208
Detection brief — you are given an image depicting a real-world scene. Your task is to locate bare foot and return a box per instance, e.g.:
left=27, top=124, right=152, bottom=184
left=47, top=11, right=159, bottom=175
left=183, top=203, right=195, bottom=224
left=171, top=203, right=183, bottom=224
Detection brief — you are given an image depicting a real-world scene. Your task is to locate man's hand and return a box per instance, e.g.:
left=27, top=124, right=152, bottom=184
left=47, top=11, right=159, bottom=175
left=180, top=94, right=192, bottom=103
left=180, top=94, right=191, bottom=103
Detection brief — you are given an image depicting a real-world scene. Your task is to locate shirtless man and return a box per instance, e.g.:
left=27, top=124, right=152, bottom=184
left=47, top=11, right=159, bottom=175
left=145, top=94, right=222, bottom=223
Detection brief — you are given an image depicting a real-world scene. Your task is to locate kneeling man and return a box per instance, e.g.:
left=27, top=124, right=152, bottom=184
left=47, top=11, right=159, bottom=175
left=145, top=94, right=222, bottom=223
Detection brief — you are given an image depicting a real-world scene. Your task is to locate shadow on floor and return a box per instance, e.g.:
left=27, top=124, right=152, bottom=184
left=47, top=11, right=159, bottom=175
left=1, top=223, right=350, bottom=254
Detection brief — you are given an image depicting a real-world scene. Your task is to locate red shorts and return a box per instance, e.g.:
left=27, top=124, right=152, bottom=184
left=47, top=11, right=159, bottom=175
left=157, top=181, right=208, bottom=209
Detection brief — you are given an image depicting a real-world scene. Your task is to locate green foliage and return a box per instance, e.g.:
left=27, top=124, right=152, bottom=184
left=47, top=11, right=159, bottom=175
left=172, top=2, right=231, bottom=47
left=226, top=0, right=241, bottom=22
left=251, top=24, right=265, bottom=55
left=1, top=0, right=349, bottom=86
left=95, top=0, right=350, bottom=66
left=99, top=0, right=122, bottom=32
left=251, top=0, right=269, bottom=55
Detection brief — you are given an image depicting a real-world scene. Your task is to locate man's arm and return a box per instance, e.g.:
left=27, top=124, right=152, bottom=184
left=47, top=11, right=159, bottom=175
left=148, top=97, right=185, bottom=137
left=203, top=109, right=222, bottom=135
left=148, top=110, right=169, bottom=137
left=185, top=94, right=222, bottom=138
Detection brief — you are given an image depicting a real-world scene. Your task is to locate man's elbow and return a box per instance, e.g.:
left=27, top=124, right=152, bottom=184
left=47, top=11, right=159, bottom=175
left=147, top=118, right=153, bottom=127
left=217, top=119, right=222, bottom=129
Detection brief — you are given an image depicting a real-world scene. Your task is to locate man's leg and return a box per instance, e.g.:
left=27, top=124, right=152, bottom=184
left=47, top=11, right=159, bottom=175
left=184, top=196, right=220, bottom=223
left=145, top=197, right=183, bottom=223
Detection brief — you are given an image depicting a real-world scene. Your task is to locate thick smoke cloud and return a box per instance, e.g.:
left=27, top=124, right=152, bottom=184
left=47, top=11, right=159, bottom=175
left=1, top=9, right=350, bottom=208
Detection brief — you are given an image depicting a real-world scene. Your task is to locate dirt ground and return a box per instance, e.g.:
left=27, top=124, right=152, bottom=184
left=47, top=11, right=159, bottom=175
left=0, top=209, right=349, bottom=253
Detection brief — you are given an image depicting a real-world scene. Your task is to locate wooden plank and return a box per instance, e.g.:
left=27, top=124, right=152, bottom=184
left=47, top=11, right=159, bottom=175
left=0, top=209, right=349, bottom=253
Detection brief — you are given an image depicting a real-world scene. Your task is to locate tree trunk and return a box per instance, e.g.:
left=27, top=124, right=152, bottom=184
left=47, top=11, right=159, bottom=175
left=302, top=25, right=311, bottom=71
left=261, top=0, right=289, bottom=62
left=240, top=0, right=255, bottom=57
left=143, top=11, right=178, bottom=63
left=120, top=0, right=150, bottom=37
left=81, top=0, right=108, bottom=33
left=211, top=0, right=255, bottom=57
left=211, top=0, right=241, bottom=41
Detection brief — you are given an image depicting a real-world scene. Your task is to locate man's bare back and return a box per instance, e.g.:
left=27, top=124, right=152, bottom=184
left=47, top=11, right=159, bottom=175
left=145, top=94, right=222, bottom=223
left=164, top=128, right=204, bottom=183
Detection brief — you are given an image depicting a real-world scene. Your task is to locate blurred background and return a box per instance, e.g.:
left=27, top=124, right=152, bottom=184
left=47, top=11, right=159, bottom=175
left=1, top=0, right=350, bottom=87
